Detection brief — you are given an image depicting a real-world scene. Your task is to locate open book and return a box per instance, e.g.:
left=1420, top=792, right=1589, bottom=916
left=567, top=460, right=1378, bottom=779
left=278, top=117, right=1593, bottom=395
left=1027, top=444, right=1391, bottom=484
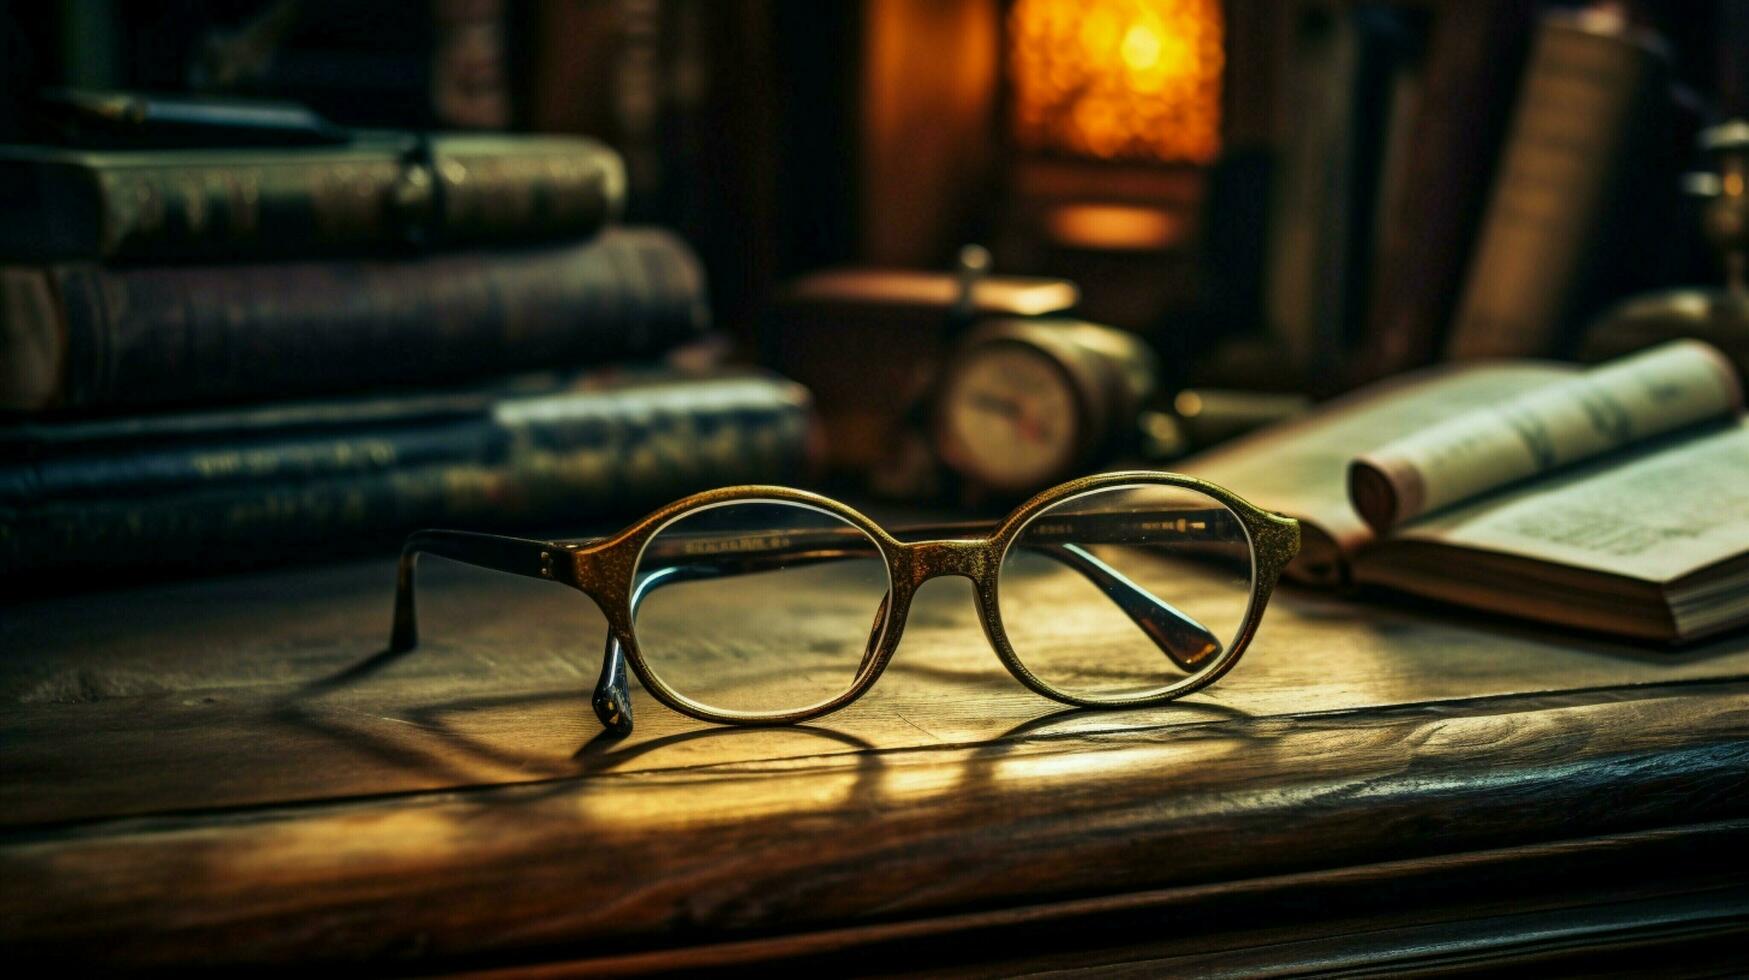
left=1182, top=341, right=1747, bottom=643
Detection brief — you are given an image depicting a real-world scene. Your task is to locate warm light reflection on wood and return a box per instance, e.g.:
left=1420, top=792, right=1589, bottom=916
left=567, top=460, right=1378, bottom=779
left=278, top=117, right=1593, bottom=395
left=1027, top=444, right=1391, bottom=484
left=1009, top=0, right=1223, bottom=163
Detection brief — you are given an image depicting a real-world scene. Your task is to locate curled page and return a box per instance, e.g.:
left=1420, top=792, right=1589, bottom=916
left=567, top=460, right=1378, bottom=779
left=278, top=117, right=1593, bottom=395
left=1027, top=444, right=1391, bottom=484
left=1349, top=340, right=1743, bottom=533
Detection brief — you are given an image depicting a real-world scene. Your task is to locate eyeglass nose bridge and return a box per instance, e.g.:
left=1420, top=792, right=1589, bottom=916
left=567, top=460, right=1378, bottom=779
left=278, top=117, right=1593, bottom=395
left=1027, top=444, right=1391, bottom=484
left=894, top=538, right=996, bottom=587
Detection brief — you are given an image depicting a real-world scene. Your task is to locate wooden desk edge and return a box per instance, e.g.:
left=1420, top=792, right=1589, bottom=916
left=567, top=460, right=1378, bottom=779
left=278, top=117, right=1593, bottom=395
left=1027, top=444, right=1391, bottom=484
left=2, top=677, right=1747, bottom=971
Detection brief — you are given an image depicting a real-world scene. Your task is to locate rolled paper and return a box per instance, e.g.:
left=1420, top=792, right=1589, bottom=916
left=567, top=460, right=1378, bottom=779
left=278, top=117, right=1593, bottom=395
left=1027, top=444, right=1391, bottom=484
left=1349, top=340, right=1743, bottom=533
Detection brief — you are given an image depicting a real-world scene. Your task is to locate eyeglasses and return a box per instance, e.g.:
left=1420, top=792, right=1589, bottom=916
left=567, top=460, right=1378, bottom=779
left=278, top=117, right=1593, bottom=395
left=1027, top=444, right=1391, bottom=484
left=390, top=471, right=1300, bottom=734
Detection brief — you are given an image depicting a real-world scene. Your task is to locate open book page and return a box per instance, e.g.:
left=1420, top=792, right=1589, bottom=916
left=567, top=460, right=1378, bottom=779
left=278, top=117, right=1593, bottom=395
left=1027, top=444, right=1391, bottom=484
left=1349, top=341, right=1743, bottom=532
left=1381, top=419, right=1749, bottom=584
left=1181, top=362, right=1571, bottom=583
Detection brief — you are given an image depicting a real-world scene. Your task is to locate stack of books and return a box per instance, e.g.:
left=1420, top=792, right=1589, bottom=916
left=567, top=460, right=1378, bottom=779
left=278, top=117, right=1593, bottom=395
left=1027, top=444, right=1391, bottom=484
left=0, top=129, right=812, bottom=581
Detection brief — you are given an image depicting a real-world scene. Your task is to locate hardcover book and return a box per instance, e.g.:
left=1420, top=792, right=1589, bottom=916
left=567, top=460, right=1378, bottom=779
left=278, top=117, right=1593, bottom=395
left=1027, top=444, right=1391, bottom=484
left=0, top=370, right=814, bottom=578
left=1264, top=2, right=1425, bottom=383
left=1443, top=9, right=1670, bottom=359
left=1353, top=0, right=1532, bottom=379
left=0, top=227, right=708, bottom=414
left=0, top=132, right=625, bottom=262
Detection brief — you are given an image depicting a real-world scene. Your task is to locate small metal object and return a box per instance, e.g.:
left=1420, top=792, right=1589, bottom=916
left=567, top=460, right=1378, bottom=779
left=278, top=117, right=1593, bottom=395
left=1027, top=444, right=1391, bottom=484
left=1701, top=120, right=1749, bottom=292
left=953, top=243, right=993, bottom=324
left=1581, top=119, right=1749, bottom=375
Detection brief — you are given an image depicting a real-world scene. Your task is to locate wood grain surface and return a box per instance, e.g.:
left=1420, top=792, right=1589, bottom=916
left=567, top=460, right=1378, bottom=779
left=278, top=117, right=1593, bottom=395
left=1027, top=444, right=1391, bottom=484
left=2, top=550, right=1747, bottom=972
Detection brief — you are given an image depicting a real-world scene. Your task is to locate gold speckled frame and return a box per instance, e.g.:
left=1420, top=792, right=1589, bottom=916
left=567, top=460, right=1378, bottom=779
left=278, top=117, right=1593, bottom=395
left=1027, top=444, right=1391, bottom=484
left=390, top=471, right=1300, bottom=735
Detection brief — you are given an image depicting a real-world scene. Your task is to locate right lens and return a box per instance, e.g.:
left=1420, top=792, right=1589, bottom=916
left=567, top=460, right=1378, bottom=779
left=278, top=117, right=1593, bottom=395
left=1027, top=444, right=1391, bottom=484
left=631, top=500, right=892, bottom=716
left=997, top=483, right=1255, bottom=701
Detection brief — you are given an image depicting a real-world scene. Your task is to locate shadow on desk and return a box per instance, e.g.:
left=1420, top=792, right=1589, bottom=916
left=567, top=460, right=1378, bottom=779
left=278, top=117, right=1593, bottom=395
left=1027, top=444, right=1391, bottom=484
left=2, top=555, right=1748, bottom=973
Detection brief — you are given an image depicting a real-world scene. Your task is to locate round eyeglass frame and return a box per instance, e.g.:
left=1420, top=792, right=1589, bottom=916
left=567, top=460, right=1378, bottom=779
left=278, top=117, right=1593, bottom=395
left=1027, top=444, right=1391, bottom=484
left=390, top=471, right=1301, bottom=734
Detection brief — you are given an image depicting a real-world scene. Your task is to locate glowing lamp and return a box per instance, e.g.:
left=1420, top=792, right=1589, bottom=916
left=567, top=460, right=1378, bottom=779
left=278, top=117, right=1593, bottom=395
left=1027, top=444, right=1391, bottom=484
left=1008, top=0, right=1224, bottom=164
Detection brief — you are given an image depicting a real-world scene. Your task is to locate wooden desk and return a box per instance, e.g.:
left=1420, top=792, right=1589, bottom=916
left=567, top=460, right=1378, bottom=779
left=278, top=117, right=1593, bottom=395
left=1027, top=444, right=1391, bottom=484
left=3, top=554, right=1748, bottom=974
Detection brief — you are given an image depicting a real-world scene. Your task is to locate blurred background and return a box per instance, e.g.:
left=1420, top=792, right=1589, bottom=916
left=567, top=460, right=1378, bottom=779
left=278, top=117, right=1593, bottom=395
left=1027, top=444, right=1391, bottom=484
left=3, top=1, right=1735, bottom=349
left=2, top=0, right=1746, bottom=577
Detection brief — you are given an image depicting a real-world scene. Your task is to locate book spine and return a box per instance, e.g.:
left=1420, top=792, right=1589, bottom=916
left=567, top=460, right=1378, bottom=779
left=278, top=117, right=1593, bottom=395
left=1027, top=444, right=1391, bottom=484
left=0, top=417, right=504, bottom=506
left=1353, top=0, right=1533, bottom=381
left=0, top=386, right=507, bottom=451
left=4, top=136, right=625, bottom=262
left=433, top=141, right=626, bottom=248
left=0, top=376, right=813, bottom=576
left=1444, top=13, right=1668, bottom=360
left=7, top=228, right=708, bottom=414
left=1264, top=5, right=1423, bottom=384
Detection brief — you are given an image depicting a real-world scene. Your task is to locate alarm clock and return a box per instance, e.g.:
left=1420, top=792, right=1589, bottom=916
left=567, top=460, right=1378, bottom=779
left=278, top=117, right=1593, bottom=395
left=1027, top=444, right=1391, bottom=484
left=933, top=319, right=1158, bottom=494
left=768, top=256, right=1078, bottom=477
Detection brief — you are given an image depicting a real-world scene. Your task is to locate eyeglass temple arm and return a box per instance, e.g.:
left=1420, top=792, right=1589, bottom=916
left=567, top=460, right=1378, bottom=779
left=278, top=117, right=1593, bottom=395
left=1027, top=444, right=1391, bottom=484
left=893, top=511, right=1243, bottom=545
left=385, top=530, right=871, bottom=735
left=891, top=513, right=1231, bottom=669
left=1030, top=543, right=1222, bottom=670
left=387, top=529, right=642, bottom=735
left=390, top=530, right=568, bottom=653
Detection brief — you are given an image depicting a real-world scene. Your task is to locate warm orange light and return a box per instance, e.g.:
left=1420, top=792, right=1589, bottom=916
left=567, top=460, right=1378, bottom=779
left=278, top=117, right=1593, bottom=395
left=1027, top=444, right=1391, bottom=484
left=1045, top=202, right=1183, bottom=251
left=1009, top=0, right=1223, bottom=163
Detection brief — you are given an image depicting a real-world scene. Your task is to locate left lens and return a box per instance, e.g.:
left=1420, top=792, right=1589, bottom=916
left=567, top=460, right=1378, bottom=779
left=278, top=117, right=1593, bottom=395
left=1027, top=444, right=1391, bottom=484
left=631, top=500, right=891, bottom=717
left=996, top=483, right=1255, bottom=701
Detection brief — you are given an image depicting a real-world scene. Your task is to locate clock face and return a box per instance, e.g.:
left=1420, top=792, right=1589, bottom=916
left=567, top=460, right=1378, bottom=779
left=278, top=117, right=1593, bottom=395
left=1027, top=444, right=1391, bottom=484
left=937, top=343, right=1081, bottom=491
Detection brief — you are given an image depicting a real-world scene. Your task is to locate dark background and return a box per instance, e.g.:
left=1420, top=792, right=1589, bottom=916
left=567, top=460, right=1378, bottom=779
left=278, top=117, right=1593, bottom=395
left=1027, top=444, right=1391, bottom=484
left=0, top=0, right=1740, bottom=390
